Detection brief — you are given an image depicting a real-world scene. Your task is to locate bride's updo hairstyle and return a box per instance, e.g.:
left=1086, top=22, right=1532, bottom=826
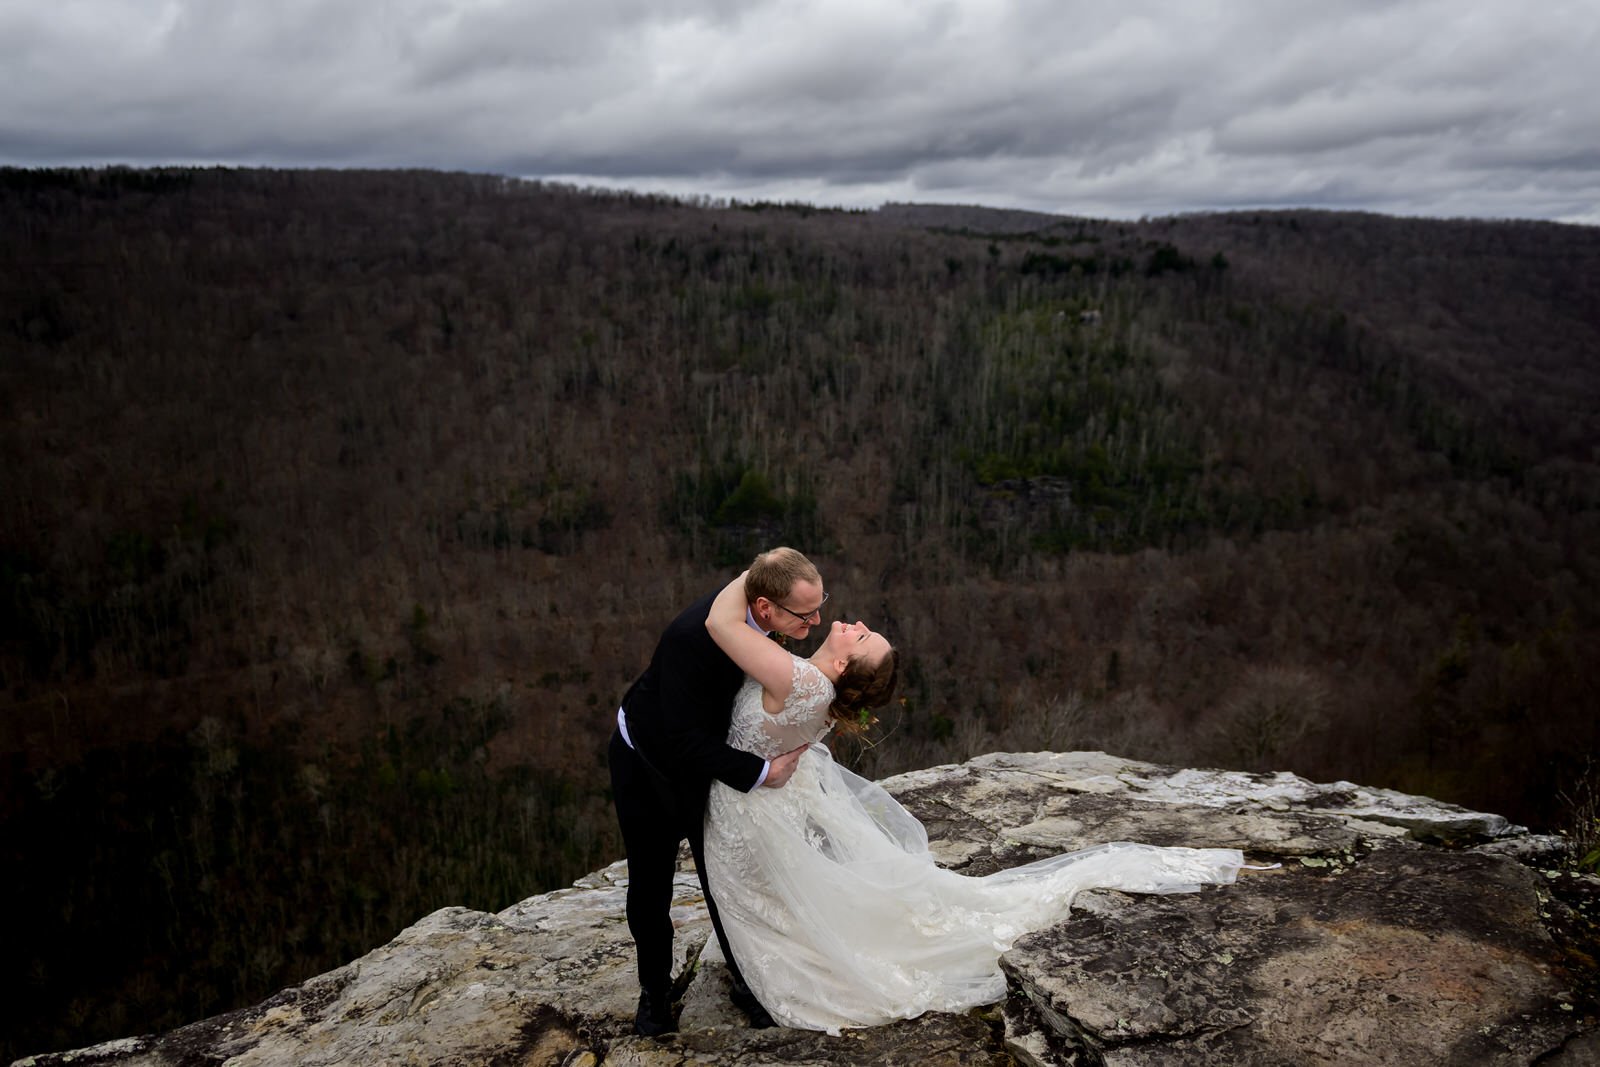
left=830, top=649, right=898, bottom=736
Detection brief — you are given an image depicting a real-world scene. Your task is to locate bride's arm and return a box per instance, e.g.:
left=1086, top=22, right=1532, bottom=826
left=706, top=571, right=795, bottom=701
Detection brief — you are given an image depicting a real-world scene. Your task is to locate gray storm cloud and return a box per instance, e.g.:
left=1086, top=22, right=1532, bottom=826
left=1, top=0, right=1595, bottom=222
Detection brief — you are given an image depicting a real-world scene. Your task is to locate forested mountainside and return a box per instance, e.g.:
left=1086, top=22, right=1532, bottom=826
left=3, top=166, right=1598, bottom=1060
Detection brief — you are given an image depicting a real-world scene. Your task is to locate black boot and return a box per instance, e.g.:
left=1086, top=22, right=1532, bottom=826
left=729, top=978, right=776, bottom=1029
left=634, top=987, right=675, bottom=1037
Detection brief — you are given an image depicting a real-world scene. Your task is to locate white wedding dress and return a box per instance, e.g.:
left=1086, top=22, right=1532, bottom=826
left=702, top=654, right=1245, bottom=1034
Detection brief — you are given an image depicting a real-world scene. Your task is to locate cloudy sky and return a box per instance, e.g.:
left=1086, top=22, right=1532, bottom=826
left=3, top=0, right=1597, bottom=223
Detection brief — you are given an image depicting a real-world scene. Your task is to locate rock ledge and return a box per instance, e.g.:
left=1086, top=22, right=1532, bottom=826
left=16, top=751, right=1599, bottom=1067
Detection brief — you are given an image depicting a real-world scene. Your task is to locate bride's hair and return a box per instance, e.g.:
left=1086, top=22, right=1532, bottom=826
left=829, top=649, right=899, bottom=736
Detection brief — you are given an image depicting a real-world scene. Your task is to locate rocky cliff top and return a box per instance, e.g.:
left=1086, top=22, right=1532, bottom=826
left=17, top=752, right=1599, bottom=1067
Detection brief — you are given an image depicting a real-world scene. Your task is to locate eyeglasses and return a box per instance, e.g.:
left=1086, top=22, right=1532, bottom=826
left=773, top=592, right=829, bottom=623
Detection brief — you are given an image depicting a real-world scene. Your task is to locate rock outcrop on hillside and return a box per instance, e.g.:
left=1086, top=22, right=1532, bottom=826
left=16, top=752, right=1599, bottom=1066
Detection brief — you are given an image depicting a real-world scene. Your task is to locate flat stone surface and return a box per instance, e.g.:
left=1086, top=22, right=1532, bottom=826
left=1001, top=844, right=1585, bottom=1066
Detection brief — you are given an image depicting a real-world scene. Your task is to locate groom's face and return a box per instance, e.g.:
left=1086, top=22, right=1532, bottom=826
left=762, top=579, right=827, bottom=640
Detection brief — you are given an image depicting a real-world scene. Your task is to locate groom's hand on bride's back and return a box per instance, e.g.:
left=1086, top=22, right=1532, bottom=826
left=761, top=745, right=809, bottom=788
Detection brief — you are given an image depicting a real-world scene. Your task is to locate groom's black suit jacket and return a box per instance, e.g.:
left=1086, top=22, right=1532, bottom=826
left=620, top=591, right=766, bottom=831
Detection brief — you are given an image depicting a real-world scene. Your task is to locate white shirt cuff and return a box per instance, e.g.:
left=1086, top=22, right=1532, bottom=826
left=751, top=760, right=771, bottom=790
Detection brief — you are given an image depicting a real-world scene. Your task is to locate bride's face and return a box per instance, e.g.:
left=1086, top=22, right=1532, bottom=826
left=820, top=619, right=891, bottom=668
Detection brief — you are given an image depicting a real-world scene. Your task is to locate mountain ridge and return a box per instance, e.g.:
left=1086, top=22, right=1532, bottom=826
left=3, top=167, right=1597, bottom=1060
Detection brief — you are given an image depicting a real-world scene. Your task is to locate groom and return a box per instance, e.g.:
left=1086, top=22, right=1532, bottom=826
left=608, top=547, right=827, bottom=1036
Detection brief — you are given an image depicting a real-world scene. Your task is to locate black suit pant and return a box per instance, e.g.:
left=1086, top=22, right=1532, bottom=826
left=608, top=729, right=752, bottom=998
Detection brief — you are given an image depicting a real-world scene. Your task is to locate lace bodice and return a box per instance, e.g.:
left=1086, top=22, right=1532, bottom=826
left=726, top=654, right=835, bottom=759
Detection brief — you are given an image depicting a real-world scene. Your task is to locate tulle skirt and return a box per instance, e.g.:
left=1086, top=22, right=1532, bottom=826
left=703, top=744, right=1243, bottom=1033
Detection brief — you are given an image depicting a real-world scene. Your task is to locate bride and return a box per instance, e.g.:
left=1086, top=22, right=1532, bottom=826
left=700, top=571, right=1247, bottom=1034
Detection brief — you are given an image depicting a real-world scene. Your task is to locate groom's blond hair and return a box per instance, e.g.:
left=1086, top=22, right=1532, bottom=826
left=745, top=547, right=820, bottom=605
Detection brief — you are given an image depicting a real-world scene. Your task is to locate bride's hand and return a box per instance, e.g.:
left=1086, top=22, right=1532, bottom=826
left=760, top=744, right=809, bottom=789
